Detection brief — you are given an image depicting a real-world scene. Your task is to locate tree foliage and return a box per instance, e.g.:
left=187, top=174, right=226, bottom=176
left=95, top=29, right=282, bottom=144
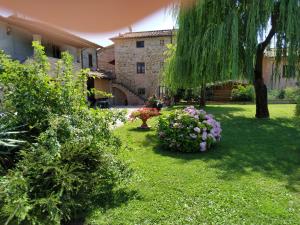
left=0, top=42, right=130, bottom=224
left=166, top=0, right=300, bottom=90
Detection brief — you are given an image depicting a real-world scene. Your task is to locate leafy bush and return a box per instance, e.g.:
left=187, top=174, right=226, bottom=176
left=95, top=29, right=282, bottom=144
left=0, top=110, right=130, bottom=225
left=285, top=87, right=300, bottom=101
left=268, top=87, right=300, bottom=102
left=296, top=97, right=300, bottom=116
left=145, top=95, right=163, bottom=110
left=0, top=42, right=88, bottom=133
left=0, top=113, right=27, bottom=173
left=231, top=85, right=254, bottom=101
left=157, top=106, right=221, bottom=152
left=0, top=42, right=131, bottom=224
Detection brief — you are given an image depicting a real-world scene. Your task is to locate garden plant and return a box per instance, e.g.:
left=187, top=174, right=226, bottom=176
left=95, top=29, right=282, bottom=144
left=157, top=106, right=221, bottom=152
left=130, top=108, right=160, bottom=129
left=0, top=42, right=130, bottom=225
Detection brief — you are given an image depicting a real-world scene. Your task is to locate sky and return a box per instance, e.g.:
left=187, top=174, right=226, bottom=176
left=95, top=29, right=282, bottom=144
left=75, top=7, right=176, bottom=47
left=0, top=6, right=176, bottom=47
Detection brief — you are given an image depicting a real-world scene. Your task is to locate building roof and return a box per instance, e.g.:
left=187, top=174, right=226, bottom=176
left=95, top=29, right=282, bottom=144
left=0, top=15, right=102, bottom=49
left=111, top=29, right=175, bottom=40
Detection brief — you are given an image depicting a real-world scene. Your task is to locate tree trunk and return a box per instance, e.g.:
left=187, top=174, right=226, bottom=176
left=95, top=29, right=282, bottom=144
left=254, top=44, right=269, bottom=118
left=254, top=75, right=269, bottom=118
left=253, top=5, right=278, bottom=118
left=200, top=83, right=206, bottom=108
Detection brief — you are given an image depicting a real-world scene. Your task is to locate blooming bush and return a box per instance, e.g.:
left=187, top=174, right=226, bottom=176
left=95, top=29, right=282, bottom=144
left=157, top=106, right=222, bottom=152
left=130, top=108, right=160, bottom=129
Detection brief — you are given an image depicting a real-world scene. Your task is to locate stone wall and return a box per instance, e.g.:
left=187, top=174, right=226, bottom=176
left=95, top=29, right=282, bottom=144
left=98, top=45, right=115, bottom=73
left=114, top=36, right=173, bottom=99
left=263, top=57, right=298, bottom=89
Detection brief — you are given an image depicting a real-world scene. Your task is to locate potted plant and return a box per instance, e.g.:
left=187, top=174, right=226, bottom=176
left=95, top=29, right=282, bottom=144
left=145, top=95, right=163, bottom=111
left=129, top=108, right=160, bottom=130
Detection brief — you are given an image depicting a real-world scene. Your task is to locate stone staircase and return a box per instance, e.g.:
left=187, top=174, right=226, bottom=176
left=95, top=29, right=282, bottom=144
left=112, top=78, right=146, bottom=105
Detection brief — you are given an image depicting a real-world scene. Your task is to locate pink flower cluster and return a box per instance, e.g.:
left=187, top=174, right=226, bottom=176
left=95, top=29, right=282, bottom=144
left=184, top=106, right=222, bottom=152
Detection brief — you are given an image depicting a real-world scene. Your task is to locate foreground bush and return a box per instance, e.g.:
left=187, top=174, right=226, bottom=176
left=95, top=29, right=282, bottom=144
left=157, top=106, right=221, bottom=152
left=231, top=85, right=254, bottom=101
left=0, top=43, right=130, bottom=224
left=1, top=110, right=130, bottom=225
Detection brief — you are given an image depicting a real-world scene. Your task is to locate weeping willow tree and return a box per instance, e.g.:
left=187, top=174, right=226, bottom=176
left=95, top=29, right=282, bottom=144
left=165, top=0, right=300, bottom=118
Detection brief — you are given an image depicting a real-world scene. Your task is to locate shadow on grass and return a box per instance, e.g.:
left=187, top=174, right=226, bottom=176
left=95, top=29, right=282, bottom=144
left=66, top=189, right=141, bottom=225
left=145, top=109, right=300, bottom=192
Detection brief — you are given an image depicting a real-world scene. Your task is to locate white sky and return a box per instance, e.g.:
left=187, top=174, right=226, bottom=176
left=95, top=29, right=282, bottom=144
left=0, top=6, right=176, bottom=47
left=74, top=7, right=176, bottom=47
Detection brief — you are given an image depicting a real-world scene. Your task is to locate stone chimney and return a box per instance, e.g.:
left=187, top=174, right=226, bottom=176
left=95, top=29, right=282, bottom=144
left=128, top=26, right=132, bottom=33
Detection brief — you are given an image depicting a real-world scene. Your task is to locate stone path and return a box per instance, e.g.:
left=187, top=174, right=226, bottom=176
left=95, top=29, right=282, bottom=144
left=111, top=106, right=141, bottom=128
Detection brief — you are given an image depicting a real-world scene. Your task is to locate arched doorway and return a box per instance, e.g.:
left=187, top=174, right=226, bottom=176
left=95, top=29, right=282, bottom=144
left=112, top=87, right=128, bottom=105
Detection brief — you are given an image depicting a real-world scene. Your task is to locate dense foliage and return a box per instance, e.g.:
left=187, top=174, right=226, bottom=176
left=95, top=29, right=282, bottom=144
left=0, top=42, right=130, bottom=224
left=166, top=0, right=300, bottom=117
left=157, top=106, right=221, bottom=152
left=231, top=85, right=255, bottom=102
left=0, top=110, right=129, bottom=225
left=296, top=97, right=300, bottom=116
left=268, top=87, right=300, bottom=102
left=168, top=0, right=300, bottom=87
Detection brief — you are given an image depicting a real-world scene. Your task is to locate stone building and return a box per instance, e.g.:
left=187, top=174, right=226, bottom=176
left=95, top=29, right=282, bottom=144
left=263, top=49, right=299, bottom=89
left=98, top=29, right=175, bottom=105
left=0, top=15, right=116, bottom=105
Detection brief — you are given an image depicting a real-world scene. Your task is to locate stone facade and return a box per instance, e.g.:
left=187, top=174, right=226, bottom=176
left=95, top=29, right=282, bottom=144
left=114, top=36, right=172, bottom=98
left=98, top=30, right=175, bottom=105
left=263, top=56, right=299, bottom=89
left=98, top=44, right=115, bottom=73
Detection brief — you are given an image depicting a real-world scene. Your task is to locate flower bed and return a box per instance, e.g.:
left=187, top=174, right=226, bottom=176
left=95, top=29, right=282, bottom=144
left=157, top=106, right=222, bottom=152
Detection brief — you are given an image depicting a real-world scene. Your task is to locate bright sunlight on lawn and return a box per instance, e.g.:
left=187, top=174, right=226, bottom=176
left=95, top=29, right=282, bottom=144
left=87, top=104, right=300, bottom=225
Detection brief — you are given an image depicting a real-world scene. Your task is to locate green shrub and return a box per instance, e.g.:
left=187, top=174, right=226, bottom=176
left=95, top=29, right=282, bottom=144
left=231, top=85, right=254, bottom=101
left=0, top=114, right=27, bottom=173
left=0, top=42, right=130, bottom=224
left=0, top=109, right=130, bottom=225
left=285, top=87, right=300, bottom=102
left=296, top=97, right=300, bottom=116
left=157, top=106, right=221, bottom=153
left=0, top=42, right=88, bottom=133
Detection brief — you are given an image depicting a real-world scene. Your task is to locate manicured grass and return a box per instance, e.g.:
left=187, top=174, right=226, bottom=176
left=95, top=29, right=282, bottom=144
left=87, top=104, right=300, bottom=225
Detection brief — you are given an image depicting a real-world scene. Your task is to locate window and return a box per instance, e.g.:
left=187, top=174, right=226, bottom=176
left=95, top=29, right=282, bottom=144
left=282, top=65, right=295, bottom=78
left=88, top=54, right=93, bottom=68
left=137, top=62, right=145, bottom=74
left=138, top=88, right=146, bottom=95
left=136, top=41, right=144, bottom=48
left=160, top=39, right=164, bottom=46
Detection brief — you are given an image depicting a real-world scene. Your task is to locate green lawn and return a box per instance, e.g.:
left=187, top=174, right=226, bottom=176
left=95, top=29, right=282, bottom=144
left=87, top=104, right=300, bottom=225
